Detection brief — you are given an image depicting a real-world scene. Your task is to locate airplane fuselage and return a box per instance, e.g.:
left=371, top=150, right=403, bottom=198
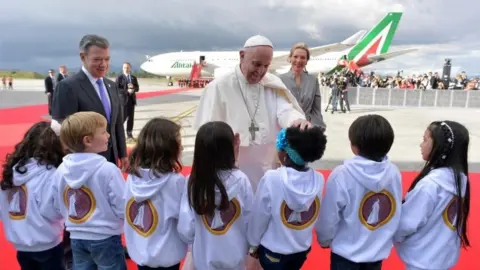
left=141, top=50, right=352, bottom=78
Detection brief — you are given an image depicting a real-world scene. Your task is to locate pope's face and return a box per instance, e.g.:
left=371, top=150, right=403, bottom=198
left=239, top=46, right=273, bottom=84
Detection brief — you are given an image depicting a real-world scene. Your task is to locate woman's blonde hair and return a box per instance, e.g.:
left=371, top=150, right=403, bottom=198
left=289, top=42, right=310, bottom=61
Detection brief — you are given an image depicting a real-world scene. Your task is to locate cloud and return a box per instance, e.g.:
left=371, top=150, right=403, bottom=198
left=0, top=0, right=477, bottom=73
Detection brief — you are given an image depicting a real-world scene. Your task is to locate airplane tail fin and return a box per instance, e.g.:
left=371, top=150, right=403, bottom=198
left=347, top=12, right=403, bottom=65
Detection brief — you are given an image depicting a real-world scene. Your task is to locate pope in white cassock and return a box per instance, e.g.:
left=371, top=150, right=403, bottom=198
left=193, top=35, right=311, bottom=192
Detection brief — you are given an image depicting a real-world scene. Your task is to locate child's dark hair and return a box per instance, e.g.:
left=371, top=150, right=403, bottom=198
left=408, top=120, right=470, bottom=248
left=1, top=121, right=65, bottom=190
left=348, top=114, right=394, bottom=162
left=188, top=121, right=235, bottom=216
left=128, top=118, right=182, bottom=177
left=282, top=126, right=327, bottom=168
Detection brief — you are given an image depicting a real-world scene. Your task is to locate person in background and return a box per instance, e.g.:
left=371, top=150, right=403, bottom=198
left=1, top=76, right=6, bottom=90
left=7, top=76, right=13, bottom=90
left=57, top=65, right=68, bottom=83
left=115, top=62, right=140, bottom=142
left=45, top=69, right=56, bottom=115
left=279, top=43, right=325, bottom=128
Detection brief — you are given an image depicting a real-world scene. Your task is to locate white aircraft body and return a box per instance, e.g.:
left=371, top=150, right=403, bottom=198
left=140, top=12, right=417, bottom=82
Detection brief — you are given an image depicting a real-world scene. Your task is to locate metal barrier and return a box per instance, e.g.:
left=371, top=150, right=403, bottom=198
left=320, top=87, right=480, bottom=108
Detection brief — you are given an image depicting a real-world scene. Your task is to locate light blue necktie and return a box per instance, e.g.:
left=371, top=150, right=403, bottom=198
left=95, top=79, right=111, bottom=122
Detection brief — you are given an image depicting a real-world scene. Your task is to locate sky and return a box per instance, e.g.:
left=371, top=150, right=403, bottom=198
left=0, top=0, right=478, bottom=74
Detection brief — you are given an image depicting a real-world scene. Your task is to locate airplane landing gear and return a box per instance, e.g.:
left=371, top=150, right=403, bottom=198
left=166, top=76, right=173, bottom=86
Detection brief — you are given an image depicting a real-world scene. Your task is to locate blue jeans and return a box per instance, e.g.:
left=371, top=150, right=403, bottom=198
left=16, top=243, right=65, bottom=270
left=70, top=235, right=126, bottom=270
left=330, top=252, right=382, bottom=270
left=257, top=245, right=310, bottom=270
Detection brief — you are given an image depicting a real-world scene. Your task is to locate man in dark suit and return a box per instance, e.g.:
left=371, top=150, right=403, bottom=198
left=44, top=69, right=56, bottom=115
left=50, top=34, right=129, bottom=267
left=115, top=62, right=139, bottom=142
left=56, top=65, right=68, bottom=83
left=51, top=34, right=128, bottom=167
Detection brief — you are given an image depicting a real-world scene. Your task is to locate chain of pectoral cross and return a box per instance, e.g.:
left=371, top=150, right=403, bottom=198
left=236, top=72, right=261, bottom=140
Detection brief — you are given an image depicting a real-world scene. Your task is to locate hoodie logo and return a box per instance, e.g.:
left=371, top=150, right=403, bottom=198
left=8, top=185, right=27, bottom=220
left=280, top=197, right=320, bottom=230
left=63, top=186, right=96, bottom=224
left=359, top=190, right=396, bottom=230
left=442, top=197, right=459, bottom=231
left=126, top=198, right=159, bottom=237
left=202, top=198, right=241, bottom=235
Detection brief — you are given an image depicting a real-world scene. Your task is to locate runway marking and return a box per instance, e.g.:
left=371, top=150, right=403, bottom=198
left=127, top=105, right=198, bottom=147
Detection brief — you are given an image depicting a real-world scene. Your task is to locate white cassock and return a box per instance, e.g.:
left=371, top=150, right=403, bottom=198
left=193, top=64, right=305, bottom=192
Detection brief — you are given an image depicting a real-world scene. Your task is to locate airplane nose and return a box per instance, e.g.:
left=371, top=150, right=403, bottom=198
left=140, top=62, right=149, bottom=73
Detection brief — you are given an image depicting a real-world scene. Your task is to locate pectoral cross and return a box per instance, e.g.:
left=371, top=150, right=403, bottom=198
left=249, top=122, right=259, bottom=140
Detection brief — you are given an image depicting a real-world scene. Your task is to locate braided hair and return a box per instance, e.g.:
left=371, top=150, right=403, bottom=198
left=407, top=121, right=471, bottom=248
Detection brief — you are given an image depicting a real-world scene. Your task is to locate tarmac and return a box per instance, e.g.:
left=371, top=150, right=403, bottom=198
left=1, top=79, right=480, bottom=171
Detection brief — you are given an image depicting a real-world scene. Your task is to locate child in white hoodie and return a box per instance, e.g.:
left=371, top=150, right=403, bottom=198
left=47, top=111, right=126, bottom=270
left=247, top=126, right=327, bottom=270
left=0, top=121, right=65, bottom=269
left=177, top=121, right=254, bottom=270
left=394, top=121, right=471, bottom=270
left=316, top=114, right=402, bottom=270
left=124, top=117, right=187, bottom=270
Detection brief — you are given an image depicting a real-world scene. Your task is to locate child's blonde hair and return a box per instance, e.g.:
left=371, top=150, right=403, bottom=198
left=60, top=112, right=107, bottom=152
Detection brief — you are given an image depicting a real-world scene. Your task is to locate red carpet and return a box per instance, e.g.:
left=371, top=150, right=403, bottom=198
left=0, top=90, right=478, bottom=270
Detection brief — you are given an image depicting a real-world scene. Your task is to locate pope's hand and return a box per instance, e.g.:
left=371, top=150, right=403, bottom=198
left=128, top=89, right=134, bottom=94
left=291, top=119, right=312, bottom=130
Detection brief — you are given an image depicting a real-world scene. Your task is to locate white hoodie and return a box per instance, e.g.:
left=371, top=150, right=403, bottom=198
left=394, top=167, right=468, bottom=270
left=315, top=155, right=402, bottom=263
left=48, top=153, right=125, bottom=240
left=0, top=158, right=64, bottom=252
left=124, top=169, right=187, bottom=268
left=247, top=166, right=324, bottom=254
left=177, top=169, right=254, bottom=270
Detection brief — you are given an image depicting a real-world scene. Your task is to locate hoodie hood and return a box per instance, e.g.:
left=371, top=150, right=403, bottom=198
left=428, top=167, right=467, bottom=196
left=60, top=153, right=107, bottom=189
left=129, top=168, right=171, bottom=202
left=344, top=155, right=395, bottom=193
left=12, top=158, right=48, bottom=186
left=214, top=169, right=244, bottom=205
left=281, top=167, right=322, bottom=212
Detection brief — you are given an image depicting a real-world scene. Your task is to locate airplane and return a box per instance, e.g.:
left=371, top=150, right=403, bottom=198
left=140, top=31, right=366, bottom=84
left=141, top=12, right=417, bottom=84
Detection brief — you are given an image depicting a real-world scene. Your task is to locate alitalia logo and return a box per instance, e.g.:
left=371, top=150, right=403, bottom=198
left=171, top=61, right=193, bottom=69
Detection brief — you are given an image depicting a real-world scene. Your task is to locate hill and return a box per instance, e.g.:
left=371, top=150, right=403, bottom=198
left=0, top=70, right=44, bottom=79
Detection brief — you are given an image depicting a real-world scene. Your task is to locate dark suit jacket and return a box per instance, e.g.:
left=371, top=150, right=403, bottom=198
left=430, top=76, right=439, bottom=89
left=115, top=74, right=139, bottom=106
left=44, top=76, right=54, bottom=94
left=51, top=70, right=127, bottom=162
left=57, top=73, right=68, bottom=83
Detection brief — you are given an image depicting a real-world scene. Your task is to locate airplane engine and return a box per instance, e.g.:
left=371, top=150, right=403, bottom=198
left=213, top=67, right=235, bottom=78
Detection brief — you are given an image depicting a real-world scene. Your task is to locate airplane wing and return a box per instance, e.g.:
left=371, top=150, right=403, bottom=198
left=367, top=48, right=418, bottom=63
left=269, top=30, right=367, bottom=70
